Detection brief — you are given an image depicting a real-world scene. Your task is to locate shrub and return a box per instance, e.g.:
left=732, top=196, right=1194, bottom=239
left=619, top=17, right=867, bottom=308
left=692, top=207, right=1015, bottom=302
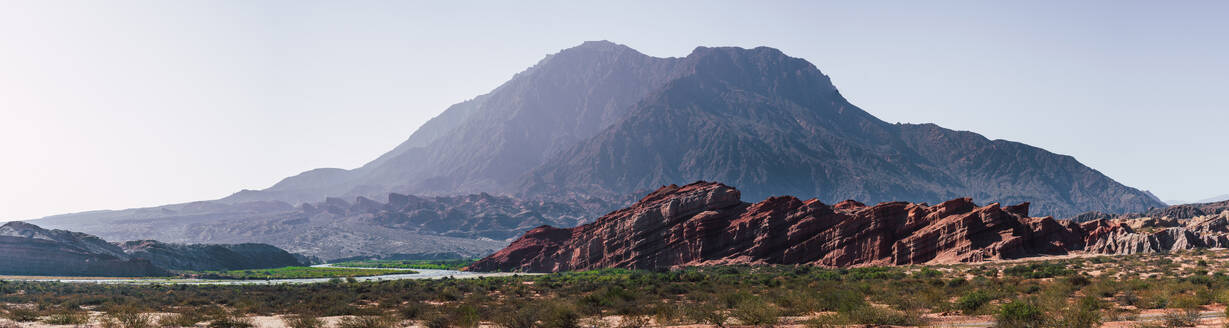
left=424, top=314, right=453, bottom=328
left=159, top=312, right=206, bottom=327
left=1161, top=309, right=1200, bottom=327
left=43, top=311, right=89, bottom=325
left=684, top=303, right=727, bottom=328
left=399, top=301, right=428, bottom=320
left=541, top=303, right=581, bottom=328
left=616, top=315, right=651, bottom=328
left=1, top=306, right=39, bottom=322
left=841, top=306, right=925, bottom=326
left=493, top=305, right=537, bottom=328
left=208, top=313, right=254, bottom=328
left=282, top=314, right=324, bottom=328
left=731, top=298, right=779, bottom=327
left=955, top=291, right=993, bottom=314
left=995, top=301, right=1044, bottom=328
left=337, top=315, right=397, bottom=328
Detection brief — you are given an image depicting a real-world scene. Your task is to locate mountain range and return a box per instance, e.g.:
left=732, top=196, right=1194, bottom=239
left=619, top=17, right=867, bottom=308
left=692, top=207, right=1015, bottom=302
left=0, top=221, right=304, bottom=276
left=32, top=41, right=1164, bottom=259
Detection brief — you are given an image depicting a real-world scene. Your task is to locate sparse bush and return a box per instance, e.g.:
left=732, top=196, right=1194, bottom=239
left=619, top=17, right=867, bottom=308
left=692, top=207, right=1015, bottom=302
left=282, top=314, right=324, bottom=328
left=43, top=311, right=89, bottom=325
left=616, top=315, right=651, bottom=328
left=955, top=291, right=993, bottom=314
left=684, top=303, right=727, bottom=328
left=541, top=303, right=581, bottom=328
left=493, top=305, right=537, bottom=328
left=424, top=314, right=453, bottom=328
left=731, top=298, right=779, bottom=327
left=995, top=300, right=1044, bottom=328
left=2, top=306, right=40, bottom=322
left=1160, top=309, right=1200, bottom=327
left=337, top=315, right=397, bottom=328
left=159, top=312, right=206, bottom=327
left=207, top=313, right=253, bottom=328
left=840, top=306, right=925, bottom=326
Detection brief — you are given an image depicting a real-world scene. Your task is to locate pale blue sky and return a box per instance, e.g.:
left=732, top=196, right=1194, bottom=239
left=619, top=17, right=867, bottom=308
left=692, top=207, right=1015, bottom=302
left=2, top=1, right=1226, bottom=219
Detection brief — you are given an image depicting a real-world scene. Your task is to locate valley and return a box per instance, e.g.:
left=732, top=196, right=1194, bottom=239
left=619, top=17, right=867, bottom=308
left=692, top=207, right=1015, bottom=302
left=5, top=251, right=1229, bottom=327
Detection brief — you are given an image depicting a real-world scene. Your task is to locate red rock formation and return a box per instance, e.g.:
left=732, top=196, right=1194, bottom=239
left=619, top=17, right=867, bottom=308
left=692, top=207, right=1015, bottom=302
left=468, top=182, right=1092, bottom=272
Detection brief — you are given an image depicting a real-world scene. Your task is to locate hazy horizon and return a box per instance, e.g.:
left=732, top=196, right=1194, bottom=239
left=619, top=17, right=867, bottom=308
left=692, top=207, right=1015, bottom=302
left=3, top=1, right=1227, bottom=220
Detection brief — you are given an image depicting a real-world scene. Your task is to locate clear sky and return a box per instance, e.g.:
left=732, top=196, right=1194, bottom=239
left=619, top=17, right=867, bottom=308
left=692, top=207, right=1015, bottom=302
left=2, top=1, right=1226, bottom=220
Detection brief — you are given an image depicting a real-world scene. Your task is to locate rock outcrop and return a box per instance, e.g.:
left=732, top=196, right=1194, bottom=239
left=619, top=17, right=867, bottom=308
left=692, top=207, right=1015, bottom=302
left=0, top=221, right=313, bottom=276
left=119, top=240, right=306, bottom=271
left=0, top=222, right=167, bottom=276
left=469, top=182, right=1090, bottom=272
left=470, top=182, right=1229, bottom=273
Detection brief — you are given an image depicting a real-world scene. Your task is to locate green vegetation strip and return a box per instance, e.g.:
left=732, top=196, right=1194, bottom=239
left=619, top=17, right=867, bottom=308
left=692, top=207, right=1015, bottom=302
left=186, top=266, right=412, bottom=280
left=330, top=259, right=476, bottom=270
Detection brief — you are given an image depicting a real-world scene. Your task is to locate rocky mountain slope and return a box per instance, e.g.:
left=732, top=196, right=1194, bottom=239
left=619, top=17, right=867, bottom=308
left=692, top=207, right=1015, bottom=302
left=469, top=182, right=1229, bottom=272
left=0, top=222, right=166, bottom=276
left=233, top=41, right=1158, bottom=218
left=34, top=41, right=1163, bottom=258
left=35, top=192, right=601, bottom=260
left=119, top=240, right=305, bottom=271
left=0, top=221, right=306, bottom=276
left=1072, top=199, right=1229, bottom=222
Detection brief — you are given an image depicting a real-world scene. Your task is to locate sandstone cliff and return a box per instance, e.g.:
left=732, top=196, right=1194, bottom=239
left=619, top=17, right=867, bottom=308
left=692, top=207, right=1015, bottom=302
left=470, top=182, right=1229, bottom=272
left=469, top=182, right=1089, bottom=272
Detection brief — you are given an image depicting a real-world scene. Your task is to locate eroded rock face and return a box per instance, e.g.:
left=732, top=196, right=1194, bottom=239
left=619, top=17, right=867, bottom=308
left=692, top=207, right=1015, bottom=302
left=469, top=182, right=1091, bottom=272
left=471, top=182, right=1229, bottom=273
left=119, top=240, right=306, bottom=271
left=1084, top=211, right=1229, bottom=255
left=0, top=222, right=166, bottom=277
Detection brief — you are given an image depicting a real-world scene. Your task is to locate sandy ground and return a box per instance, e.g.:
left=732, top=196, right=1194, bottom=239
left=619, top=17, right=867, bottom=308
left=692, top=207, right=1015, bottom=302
left=3, top=309, right=1228, bottom=328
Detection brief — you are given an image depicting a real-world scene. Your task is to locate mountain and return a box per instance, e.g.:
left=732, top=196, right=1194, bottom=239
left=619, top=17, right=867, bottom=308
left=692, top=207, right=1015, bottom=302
left=1199, top=194, right=1229, bottom=203
left=0, top=221, right=308, bottom=276
left=119, top=240, right=305, bottom=271
left=1071, top=199, right=1229, bottom=222
left=33, top=41, right=1163, bottom=258
left=35, top=192, right=601, bottom=260
left=225, top=40, right=685, bottom=204
left=223, top=41, right=1160, bottom=218
left=469, top=182, right=1229, bottom=272
left=0, top=221, right=166, bottom=276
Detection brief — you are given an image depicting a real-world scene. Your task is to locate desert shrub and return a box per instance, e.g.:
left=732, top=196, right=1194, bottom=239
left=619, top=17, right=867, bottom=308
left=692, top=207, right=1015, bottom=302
left=1, top=306, right=40, bottom=322
left=955, top=291, right=993, bottom=314
left=43, top=311, right=89, bottom=325
left=337, top=315, right=397, bottom=328
left=1003, top=263, right=1072, bottom=278
left=995, top=300, right=1044, bottom=328
left=731, top=297, right=779, bottom=327
left=616, top=315, right=651, bottom=328
left=1161, top=309, right=1200, bottom=327
left=840, top=306, right=925, bottom=326
left=649, top=303, right=683, bottom=326
left=451, top=304, right=481, bottom=328
left=541, top=303, right=581, bottom=328
left=817, top=288, right=865, bottom=312
left=282, top=314, right=324, bottom=328
left=159, top=312, right=206, bottom=327
left=207, top=313, right=253, bottom=328
left=684, top=303, right=727, bottom=328
left=1051, top=296, right=1101, bottom=328
left=493, top=305, right=537, bottom=328
left=423, top=313, right=453, bottom=328
left=399, top=301, right=428, bottom=320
